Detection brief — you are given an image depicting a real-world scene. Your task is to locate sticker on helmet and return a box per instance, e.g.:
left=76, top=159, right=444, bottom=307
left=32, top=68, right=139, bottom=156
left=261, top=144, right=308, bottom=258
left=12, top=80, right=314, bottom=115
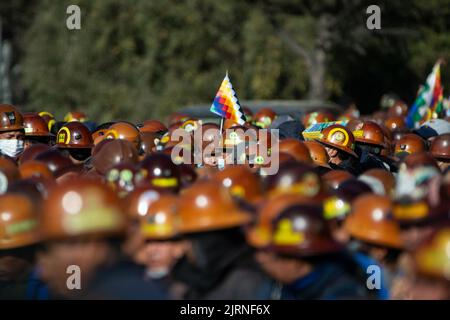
left=57, top=127, right=71, bottom=144
left=328, top=127, right=349, bottom=145
left=273, top=218, right=304, bottom=245
left=152, top=177, right=178, bottom=188
left=231, top=185, right=245, bottom=198
left=5, top=219, right=38, bottom=236
left=105, top=129, right=119, bottom=140
left=5, top=112, right=16, bottom=125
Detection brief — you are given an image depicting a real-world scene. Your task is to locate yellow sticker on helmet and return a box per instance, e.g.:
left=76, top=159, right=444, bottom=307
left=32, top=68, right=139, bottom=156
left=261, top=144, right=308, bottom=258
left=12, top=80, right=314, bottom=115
left=324, top=197, right=350, bottom=220
left=141, top=223, right=174, bottom=238
left=273, top=218, right=304, bottom=245
left=393, top=202, right=428, bottom=220
left=57, top=127, right=71, bottom=144
left=152, top=177, right=178, bottom=188
left=231, top=185, right=245, bottom=198
left=5, top=219, right=37, bottom=236
left=352, top=130, right=364, bottom=138
left=328, top=127, right=349, bottom=145
left=48, top=119, right=55, bottom=131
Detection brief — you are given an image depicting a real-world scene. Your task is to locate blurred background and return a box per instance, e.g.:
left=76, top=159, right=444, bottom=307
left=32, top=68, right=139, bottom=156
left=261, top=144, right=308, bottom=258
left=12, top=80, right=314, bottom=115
left=0, top=0, right=449, bottom=122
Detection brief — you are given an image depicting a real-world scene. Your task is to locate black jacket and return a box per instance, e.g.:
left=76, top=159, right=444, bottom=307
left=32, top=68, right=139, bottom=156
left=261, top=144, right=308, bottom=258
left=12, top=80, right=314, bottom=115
left=172, top=228, right=270, bottom=299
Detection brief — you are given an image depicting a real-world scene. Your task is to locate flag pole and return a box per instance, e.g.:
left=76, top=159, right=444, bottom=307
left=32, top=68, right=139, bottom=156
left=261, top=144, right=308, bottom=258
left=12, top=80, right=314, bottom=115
left=219, top=117, right=224, bottom=132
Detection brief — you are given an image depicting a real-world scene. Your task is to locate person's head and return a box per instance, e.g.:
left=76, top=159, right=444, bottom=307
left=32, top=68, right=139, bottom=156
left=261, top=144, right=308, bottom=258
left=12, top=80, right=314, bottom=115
left=255, top=250, right=313, bottom=284
left=0, top=104, right=25, bottom=158
left=56, top=122, right=94, bottom=164
left=344, top=194, right=404, bottom=256
left=430, top=133, right=450, bottom=172
left=324, top=180, right=373, bottom=245
left=316, top=124, right=358, bottom=165
left=176, top=180, right=251, bottom=269
left=393, top=227, right=450, bottom=300
left=255, top=204, right=342, bottom=284
left=0, top=193, right=40, bottom=281
left=352, top=121, right=386, bottom=156
left=38, top=178, right=127, bottom=297
left=22, top=113, right=54, bottom=150
left=131, top=195, right=187, bottom=279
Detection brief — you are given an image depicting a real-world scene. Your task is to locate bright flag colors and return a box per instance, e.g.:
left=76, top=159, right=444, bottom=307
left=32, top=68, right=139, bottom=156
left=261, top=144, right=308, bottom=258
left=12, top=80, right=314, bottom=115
left=407, top=61, right=444, bottom=128
left=210, top=73, right=246, bottom=125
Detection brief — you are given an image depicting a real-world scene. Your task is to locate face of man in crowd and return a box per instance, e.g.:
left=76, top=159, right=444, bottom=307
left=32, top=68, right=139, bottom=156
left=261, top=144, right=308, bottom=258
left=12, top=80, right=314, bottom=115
left=391, top=273, right=450, bottom=300
left=134, top=240, right=187, bottom=279
left=255, top=250, right=312, bottom=284
left=436, top=160, right=450, bottom=172
left=38, top=240, right=111, bottom=297
left=0, top=130, right=24, bottom=141
left=325, top=147, right=340, bottom=164
left=400, top=226, right=435, bottom=251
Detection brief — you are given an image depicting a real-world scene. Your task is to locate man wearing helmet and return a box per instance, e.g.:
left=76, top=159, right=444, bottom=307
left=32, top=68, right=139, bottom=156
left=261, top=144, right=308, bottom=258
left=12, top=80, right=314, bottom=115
left=250, top=203, right=374, bottom=299
left=0, top=104, right=26, bottom=159
left=315, top=124, right=363, bottom=175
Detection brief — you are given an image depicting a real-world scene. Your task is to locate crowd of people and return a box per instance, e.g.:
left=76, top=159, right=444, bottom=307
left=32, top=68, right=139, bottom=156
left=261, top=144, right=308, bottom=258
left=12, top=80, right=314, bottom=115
left=0, top=98, right=449, bottom=300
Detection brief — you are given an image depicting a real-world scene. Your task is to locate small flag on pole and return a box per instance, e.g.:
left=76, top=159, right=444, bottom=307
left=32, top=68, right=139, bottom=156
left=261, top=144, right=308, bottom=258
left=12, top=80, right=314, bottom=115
left=406, top=61, right=444, bottom=128
left=210, top=72, right=246, bottom=125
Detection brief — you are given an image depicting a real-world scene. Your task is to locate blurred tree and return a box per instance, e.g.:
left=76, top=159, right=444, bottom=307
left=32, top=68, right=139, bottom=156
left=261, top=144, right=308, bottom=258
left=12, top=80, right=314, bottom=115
left=16, top=0, right=450, bottom=121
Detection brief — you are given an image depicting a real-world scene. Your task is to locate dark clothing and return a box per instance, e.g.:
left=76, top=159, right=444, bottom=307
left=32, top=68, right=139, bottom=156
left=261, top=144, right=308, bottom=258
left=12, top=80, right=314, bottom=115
left=378, top=155, right=398, bottom=173
left=0, top=267, right=48, bottom=300
left=278, top=121, right=305, bottom=140
left=259, top=255, right=376, bottom=300
left=353, top=145, right=394, bottom=173
left=358, top=150, right=388, bottom=172
left=329, top=158, right=363, bottom=176
left=172, top=228, right=270, bottom=299
left=351, top=252, right=389, bottom=300
left=82, top=259, right=170, bottom=299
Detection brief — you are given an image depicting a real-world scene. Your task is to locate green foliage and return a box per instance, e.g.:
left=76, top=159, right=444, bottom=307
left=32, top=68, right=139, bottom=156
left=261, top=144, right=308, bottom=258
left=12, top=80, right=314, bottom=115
left=11, top=0, right=450, bottom=121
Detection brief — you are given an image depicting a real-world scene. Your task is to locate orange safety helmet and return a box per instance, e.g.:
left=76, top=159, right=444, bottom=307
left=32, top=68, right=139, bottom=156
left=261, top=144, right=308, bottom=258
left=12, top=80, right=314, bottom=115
left=139, top=194, right=180, bottom=240
left=430, top=133, right=450, bottom=161
left=413, top=227, right=450, bottom=281
left=278, top=139, right=313, bottom=164
left=19, top=160, right=53, bottom=180
left=56, top=122, right=94, bottom=149
left=302, top=111, right=334, bottom=128
left=63, top=111, right=87, bottom=123
left=384, top=116, right=407, bottom=132
left=91, top=139, right=139, bottom=176
left=38, top=111, right=56, bottom=131
left=264, top=161, right=325, bottom=200
left=387, top=100, right=408, bottom=118
left=22, top=113, right=54, bottom=137
left=41, top=179, right=127, bottom=240
left=125, top=185, right=168, bottom=220
left=178, top=181, right=251, bottom=233
left=269, top=204, right=343, bottom=257
left=358, top=168, right=395, bottom=196
left=394, top=133, right=427, bottom=157
left=316, top=124, right=358, bottom=157
left=246, top=194, right=310, bottom=248
left=212, top=165, right=263, bottom=203
left=344, top=194, right=403, bottom=249
left=104, top=122, right=141, bottom=149
left=322, top=170, right=354, bottom=190
left=167, top=112, right=190, bottom=127
left=352, top=121, right=386, bottom=148
left=139, top=120, right=168, bottom=134
left=253, top=108, right=277, bottom=129
left=0, top=104, right=24, bottom=132
left=303, top=140, right=331, bottom=168
left=0, top=193, right=40, bottom=249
